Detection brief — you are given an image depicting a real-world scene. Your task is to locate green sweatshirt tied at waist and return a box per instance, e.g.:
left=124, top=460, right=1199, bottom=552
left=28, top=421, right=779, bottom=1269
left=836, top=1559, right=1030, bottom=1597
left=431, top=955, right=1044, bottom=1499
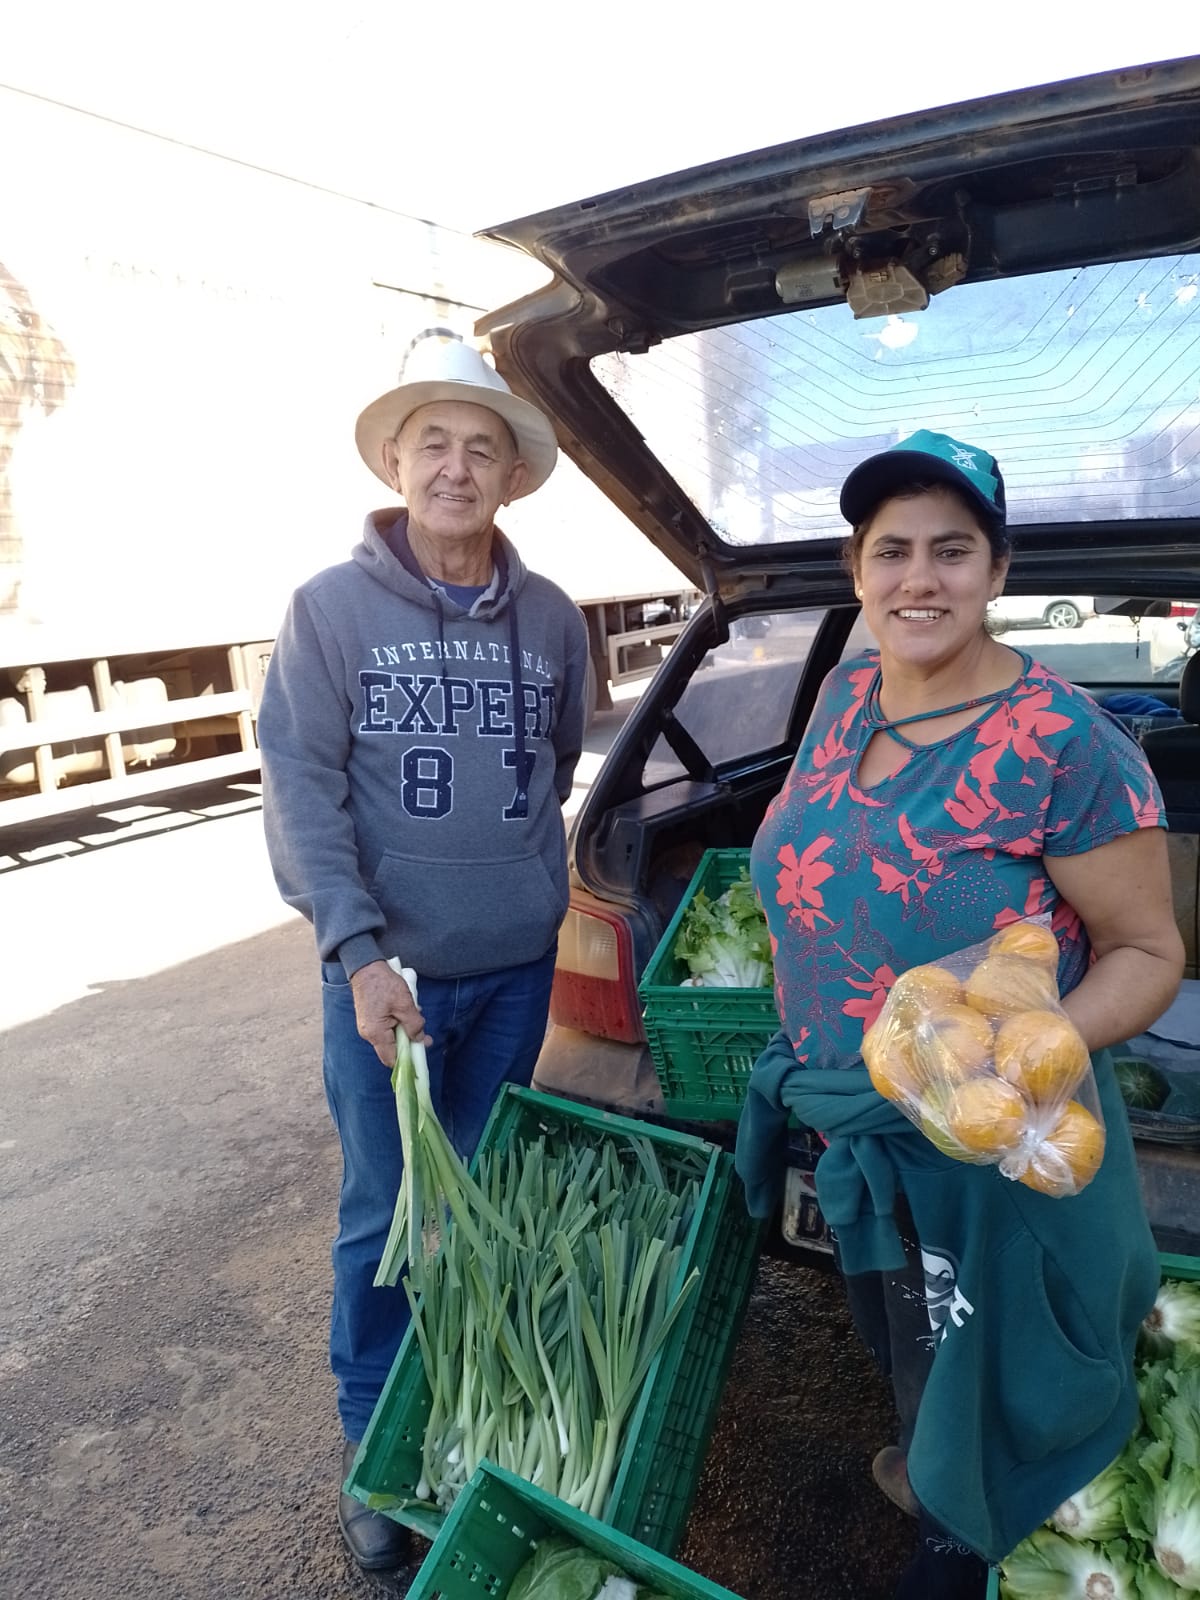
left=735, top=1028, right=926, bottom=1273
left=734, top=1030, right=1160, bottom=1565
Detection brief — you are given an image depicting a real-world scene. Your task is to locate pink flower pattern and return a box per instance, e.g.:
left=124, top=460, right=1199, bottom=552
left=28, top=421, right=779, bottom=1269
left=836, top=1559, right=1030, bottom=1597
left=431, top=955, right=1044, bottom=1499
left=751, top=653, right=1164, bottom=1066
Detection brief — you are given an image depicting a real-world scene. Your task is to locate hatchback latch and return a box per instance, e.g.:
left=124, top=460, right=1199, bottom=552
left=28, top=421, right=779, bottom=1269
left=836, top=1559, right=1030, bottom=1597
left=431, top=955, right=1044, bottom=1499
left=808, top=186, right=872, bottom=238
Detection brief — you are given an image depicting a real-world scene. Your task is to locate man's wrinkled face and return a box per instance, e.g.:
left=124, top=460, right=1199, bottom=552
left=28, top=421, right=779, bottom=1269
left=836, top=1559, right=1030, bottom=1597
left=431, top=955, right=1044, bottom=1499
left=383, top=400, right=527, bottom=544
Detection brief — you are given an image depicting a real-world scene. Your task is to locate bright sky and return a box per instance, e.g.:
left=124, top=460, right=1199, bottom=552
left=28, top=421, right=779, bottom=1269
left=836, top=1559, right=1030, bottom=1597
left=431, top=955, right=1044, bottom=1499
left=4, top=2, right=1199, bottom=235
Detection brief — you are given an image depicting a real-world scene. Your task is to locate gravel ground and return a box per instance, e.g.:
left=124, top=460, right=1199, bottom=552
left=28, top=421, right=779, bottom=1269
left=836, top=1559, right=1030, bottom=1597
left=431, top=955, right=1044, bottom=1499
left=677, top=1257, right=918, bottom=1599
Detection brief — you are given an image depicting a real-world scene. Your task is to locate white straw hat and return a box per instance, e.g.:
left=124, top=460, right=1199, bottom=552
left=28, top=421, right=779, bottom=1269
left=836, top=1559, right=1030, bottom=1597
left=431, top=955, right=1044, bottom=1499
left=354, top=337, right=558, bottom=496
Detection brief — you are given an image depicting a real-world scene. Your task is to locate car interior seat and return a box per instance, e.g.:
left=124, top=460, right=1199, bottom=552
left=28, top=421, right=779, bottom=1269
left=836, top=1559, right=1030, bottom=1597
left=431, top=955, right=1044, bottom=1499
left=1142, top=653, right=1200, bottom=841
left=1142, top=652, right=1200, bottom=782
left=1141, top=654, right=1200, bottom=978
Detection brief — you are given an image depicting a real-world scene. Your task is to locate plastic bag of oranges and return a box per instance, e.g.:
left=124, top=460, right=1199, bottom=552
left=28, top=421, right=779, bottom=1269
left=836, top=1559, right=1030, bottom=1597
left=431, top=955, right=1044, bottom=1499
left=860, top=917, right=1105, bottom=1198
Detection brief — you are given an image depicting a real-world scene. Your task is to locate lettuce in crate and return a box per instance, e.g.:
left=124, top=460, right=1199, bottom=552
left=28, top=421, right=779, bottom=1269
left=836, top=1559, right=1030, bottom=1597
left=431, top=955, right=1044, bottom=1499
left=999, top=1277, right=1200, bottom=1598
left=673, top=868, right=772, bottom=989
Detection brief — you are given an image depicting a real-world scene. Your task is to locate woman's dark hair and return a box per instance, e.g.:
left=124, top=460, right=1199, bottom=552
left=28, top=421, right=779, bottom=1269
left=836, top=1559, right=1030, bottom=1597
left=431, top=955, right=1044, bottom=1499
left=842, top=480, right=1012, bottom=575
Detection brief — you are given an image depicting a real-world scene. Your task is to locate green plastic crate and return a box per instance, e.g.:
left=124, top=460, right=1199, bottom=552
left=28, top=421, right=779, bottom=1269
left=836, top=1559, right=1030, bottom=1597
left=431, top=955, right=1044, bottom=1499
left=987, top=1250, right=1200, bottom=1600
left=639, top=849, right=779, bottom=1120
left=1157, top=1249, right=1200, bottom=1284
left=344, top=1084, right=764, bottom=1555
left=406, top=1460, right=744, bottom=1600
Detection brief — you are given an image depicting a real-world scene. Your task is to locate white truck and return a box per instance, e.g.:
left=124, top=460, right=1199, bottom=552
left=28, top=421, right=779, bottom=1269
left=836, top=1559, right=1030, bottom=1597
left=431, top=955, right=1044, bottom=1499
left=0, top=88, right=695, bottom=828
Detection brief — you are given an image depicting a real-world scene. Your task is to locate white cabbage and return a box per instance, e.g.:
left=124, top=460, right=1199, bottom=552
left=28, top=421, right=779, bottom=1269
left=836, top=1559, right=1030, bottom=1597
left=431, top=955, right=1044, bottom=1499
left=1000, top=1526, right=1138, bottom=1598
left=1142, top=1282, right=1200, bottom=1361
left=1051, top=1449, right=1136, bottom=1543
left=1150, top=1482, right=1200, bottom=1593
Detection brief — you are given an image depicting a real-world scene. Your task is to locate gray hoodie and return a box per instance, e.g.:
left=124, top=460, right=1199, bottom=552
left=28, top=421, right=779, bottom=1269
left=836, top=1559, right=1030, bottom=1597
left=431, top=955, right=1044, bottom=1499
left=258, top=508, right=589, bottom=979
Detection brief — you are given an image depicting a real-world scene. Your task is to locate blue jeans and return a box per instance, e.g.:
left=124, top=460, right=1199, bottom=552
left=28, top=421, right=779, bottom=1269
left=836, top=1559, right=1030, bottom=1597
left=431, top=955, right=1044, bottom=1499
left=320, top=948, right=556, bottom=1442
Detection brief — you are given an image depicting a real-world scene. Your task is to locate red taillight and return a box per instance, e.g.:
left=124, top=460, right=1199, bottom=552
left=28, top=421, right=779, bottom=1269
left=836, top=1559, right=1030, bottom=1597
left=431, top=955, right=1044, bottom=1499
left=550, top=902, right=646, bottom=1044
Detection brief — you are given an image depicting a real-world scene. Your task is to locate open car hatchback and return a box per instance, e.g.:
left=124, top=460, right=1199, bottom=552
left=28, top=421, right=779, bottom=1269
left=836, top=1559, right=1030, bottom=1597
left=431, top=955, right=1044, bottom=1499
left=479, top=55, right=1200, bottom=1260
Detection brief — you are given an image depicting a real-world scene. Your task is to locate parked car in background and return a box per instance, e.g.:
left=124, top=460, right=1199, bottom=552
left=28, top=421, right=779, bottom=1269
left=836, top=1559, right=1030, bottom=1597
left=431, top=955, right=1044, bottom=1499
left=987, top=593, right=1094, bottom=630
left=481, top=56, right=1200, bottom=1262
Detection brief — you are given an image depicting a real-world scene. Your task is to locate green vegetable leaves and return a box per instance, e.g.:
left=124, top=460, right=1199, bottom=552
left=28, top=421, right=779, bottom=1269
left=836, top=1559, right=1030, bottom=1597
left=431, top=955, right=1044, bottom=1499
left=383, top=1084, right=706, bottom=1518
left=1001, top=1275, right=1200, bottom=1599
left=673, top=868, right=772, bottom=989
left=1125, top=1360, right=1200, bottom=1593
left=1048, top=1444, right=1135, bottom=1544
left=508, top=1536, right=663, bottom=1600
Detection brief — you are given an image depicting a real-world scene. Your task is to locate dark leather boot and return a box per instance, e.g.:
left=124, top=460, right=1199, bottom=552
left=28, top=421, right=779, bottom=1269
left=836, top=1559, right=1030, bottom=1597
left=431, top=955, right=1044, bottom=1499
left=871, top=1445, right=920, bottom=1517
left=338, top=1441, right=412, bottom=1571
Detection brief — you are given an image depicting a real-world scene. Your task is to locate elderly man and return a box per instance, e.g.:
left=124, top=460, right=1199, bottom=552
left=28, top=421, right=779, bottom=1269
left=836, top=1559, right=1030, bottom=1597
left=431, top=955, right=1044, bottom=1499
left=258, top=337, right=589, bottom=1571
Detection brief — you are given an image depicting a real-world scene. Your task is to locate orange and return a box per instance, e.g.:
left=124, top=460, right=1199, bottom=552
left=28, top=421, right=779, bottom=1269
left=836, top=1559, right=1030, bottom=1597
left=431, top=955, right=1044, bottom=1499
left=964, top=955, right=1058, bottom=1021
left=1020, top=1101, right=1106, bottom=1196
left=989, top=922, right=1060, bottom=969
left=994, top=1010, right=1088, bottom=1105
left=946, top=1076, right=1030, bottom=1155
left=918, top=1081, right=972, bottom=1158
left=913, top=1003, right=995, bottom=1084
left=889, top=963, right=962, bottom=1022
left=863, top=1021, right=922, bottom=1105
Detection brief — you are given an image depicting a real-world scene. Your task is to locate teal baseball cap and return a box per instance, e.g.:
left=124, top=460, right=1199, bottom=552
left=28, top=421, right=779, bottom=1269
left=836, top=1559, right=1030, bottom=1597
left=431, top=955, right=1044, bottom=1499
left=839, top=429, right=1007, bottom=527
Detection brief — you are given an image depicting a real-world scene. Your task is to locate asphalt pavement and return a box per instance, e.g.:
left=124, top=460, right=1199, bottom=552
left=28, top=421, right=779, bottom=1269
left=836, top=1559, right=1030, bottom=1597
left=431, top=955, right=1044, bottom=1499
left=0, top=687, right=632, bottom=1034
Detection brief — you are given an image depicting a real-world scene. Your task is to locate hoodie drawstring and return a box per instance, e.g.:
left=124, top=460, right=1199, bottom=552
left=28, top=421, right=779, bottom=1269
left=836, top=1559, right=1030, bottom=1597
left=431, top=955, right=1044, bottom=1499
left=432, top=591, right=449, bottom=690
left=508, top=600, right=529, bottom=820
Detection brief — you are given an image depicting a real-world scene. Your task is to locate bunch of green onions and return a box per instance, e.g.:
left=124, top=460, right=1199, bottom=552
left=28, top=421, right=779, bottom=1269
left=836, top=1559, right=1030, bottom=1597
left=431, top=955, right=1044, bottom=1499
left=374, top=966, right=703, bottom=1516
left=373, top=962, right=519, bottom=1295
left=407, top=1133, right=702, bottom=1513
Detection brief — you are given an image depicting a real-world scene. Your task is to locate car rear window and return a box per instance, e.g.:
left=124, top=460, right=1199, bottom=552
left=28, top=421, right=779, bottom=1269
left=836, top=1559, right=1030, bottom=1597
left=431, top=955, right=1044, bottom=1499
left=592, top=254, right=1200, bottom=544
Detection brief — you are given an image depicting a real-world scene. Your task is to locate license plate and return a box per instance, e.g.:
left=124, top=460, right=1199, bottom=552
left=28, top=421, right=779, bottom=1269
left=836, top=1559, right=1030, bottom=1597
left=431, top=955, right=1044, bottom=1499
left=782, top=1163, right=833, bottom=1253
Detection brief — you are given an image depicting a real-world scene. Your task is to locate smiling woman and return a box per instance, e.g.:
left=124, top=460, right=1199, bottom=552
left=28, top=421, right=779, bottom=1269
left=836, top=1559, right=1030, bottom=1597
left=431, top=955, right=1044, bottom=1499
left=736, top=427, right=1184, bottom=1596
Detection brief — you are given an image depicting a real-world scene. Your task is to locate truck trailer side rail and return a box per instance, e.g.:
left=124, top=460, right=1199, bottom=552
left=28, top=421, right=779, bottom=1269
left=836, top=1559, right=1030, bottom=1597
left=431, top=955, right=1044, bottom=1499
left=0, top=643, right=264, bottom=828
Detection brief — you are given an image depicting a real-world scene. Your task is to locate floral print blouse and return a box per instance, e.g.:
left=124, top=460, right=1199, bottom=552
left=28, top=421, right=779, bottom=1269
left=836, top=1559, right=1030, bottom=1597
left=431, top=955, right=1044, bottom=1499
left=750, top=651, right=1165, bottom=1067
